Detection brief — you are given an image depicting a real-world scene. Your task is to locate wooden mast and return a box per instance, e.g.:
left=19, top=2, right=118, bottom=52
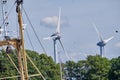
left=0, top=0, right=45, bottom=80
left=16, top=0, right=28, bottom=79
left=0, top=0, right=29, bottom=79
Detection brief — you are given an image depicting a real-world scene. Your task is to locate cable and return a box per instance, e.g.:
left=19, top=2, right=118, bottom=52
left=25, top=28, right=35, bottom=51
left=22, top=6, right=47, bottom=54
left=22, top=15, right=35, bottom=51
left=0, top=1, right=16, bottom=27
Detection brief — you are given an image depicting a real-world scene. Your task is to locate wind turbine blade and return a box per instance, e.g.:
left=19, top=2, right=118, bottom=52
left=58, top=39, right=65, bottom=52
left=56, top=7, right=61, bottom=33
left=43, top=37, right=52, bottom=40
left=93, top=23, right=103, bottom=41
left=58, top=39, right=73, bottom=61
left=104, top=36, right=114, bottom=43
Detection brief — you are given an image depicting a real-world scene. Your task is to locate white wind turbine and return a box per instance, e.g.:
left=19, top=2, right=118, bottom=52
left=44, top=8, right=66, bottom=63
left=93, top=23, right=114, bottom=57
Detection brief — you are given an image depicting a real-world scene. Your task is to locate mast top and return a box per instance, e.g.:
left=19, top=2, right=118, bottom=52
left=16, top=0, right=23, bottom=13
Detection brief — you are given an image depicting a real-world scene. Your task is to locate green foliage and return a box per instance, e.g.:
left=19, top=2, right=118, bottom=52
left=65, top=61, right=76, bottom=77
left=0, top=49, right=61, bottom=80
left=26, top=50, right=61, bottom=80
left=0, top=50, right=18, bottom=79
left=109, top=56, right=120, bottom=80
left=0, top=49, right=120, bottom=80
left=64, top=55, right=112, bottom=80
left=85, top=55, right=111, bottom=80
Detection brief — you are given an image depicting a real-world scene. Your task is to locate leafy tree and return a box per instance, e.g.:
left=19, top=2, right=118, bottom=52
left=109, top=56, right=120, bottom=80
left=64, top=55, right=111, bottom=80
left=0, top=49, right=61, bottom=80
left=0, top=50, right=18, bottom=80
left=26, top=50, right=61, bottom=80
left=65, top=61, right=76, bottom=78
left=85, top=55, right=111, bottom=80
left=75, top=60, right=87, bottom=80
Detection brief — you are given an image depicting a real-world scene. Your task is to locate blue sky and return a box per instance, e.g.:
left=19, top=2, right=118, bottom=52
left=1, top=0, right=120, bottom=62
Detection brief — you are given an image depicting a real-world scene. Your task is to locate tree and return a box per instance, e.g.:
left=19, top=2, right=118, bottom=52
left=0, top=50, right=18, bottom=79
left=75, top=60, right=87, bottom=80
left=64, top=61, right=76, bottom=79
left=109, top=56, right=120, bottom=80
left=0, top=49, right=61, bottom=80
left=64, top=55, right=111, bottom=80
left=26, top=50, right=61, bottom=80
left=85, top=55, right=111, bottom=80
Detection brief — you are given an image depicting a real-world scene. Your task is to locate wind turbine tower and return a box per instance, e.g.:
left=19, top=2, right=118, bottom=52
left=93, top=23, right=114, bottom=57
left=44, top=8, right=65, bottom=63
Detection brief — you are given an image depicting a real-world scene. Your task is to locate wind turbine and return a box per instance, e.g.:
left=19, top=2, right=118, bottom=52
left=93, top=23, right=114, bottom=57
left=44, top=8, right=65, bottom=63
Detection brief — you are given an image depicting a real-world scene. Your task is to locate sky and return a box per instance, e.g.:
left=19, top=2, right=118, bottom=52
left=0, top=0, right=120, bottom=62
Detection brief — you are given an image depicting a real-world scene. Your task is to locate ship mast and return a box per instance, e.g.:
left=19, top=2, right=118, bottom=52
left=1, top=0, right=9, bottom=39
left=16, top=0, right=28, bottom=79
left=0, top=0, right=45, bottom=80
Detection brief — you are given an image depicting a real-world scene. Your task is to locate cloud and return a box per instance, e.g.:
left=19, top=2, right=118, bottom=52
left=40, top=16, right=69, bottom=28
left=115, top=42, right=120, bottom=47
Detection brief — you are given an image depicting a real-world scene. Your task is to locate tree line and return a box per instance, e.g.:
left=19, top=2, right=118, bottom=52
left=0, top=49, right=120, bottom=80
left=65, top=55, right=120, bottom=80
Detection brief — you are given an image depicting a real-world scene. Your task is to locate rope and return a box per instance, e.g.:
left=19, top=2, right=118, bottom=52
left=0, top=75, right=20, bottom=80
left=22, top=15, right=35, bottom=51
left=6, top=54, right=20, bottom=74
left=22, top=6, right=47, bottom=54
left=26, top=28, right=35, bottom=51
left=26, top=53, right=46, bottom=80
left=1, top=47, right=21, bottom=74
left=0, top=1, right=16, bottom=27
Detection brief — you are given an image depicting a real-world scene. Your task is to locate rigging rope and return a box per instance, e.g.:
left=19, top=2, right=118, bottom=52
left=2, top=47, right=20, bottom=74
left=26, top=28, right=35, bottom=51
left=26, top=54, right=46, bottom=80
left=0, top=1, right=16, bottom=27
left=22, top=6, right=47, bottom=54
left=22, top=16, right=35, bottom=51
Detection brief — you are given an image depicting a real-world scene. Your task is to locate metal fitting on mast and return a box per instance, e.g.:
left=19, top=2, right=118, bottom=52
left=16, top=0, right=23, bottom=13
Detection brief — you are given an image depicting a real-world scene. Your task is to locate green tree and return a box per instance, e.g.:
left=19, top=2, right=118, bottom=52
left=26, top=50, right=61, bottom=80
left=109, top=56, right=120, bottom=80
left=85, top=55, right=111, bottom=80
left=75, top=60, right=87, bottom=80
left=65, top=61, right=76, bottom=78
left=0, top=50, right=18, bottom=80
left=64, top=55, right=111, bottom=80
left=0, top=49, right=61, bottom=80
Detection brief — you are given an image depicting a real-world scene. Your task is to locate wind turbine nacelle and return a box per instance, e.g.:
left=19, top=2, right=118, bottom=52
left=52, top=35, right=61, bottom=40
left=51, top=33, right=61, bottom=40
left=97, top=41, right=106, bottom=47
left=55, top=36, right=61, bottom=40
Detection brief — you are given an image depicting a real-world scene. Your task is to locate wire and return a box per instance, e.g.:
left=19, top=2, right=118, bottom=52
left=25, top=28, right=35, bottom=51
left=0, top=1, right=16, bottom=27
left=1, top=47, right=20, bottom=74
left=22, top=6, right=47, bottom=54
left=22, top=15, right=35, bottom=51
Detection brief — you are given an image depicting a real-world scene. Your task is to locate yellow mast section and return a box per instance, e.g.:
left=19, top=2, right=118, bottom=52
left=16, top=0, right=28, bottom=80
left=0, top=0, right=45, bottom=80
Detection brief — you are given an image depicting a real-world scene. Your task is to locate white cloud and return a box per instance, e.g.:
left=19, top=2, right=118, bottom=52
left=40, top=16, right=69, bottom=28
left=115, top=42, right=120, bottom=47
